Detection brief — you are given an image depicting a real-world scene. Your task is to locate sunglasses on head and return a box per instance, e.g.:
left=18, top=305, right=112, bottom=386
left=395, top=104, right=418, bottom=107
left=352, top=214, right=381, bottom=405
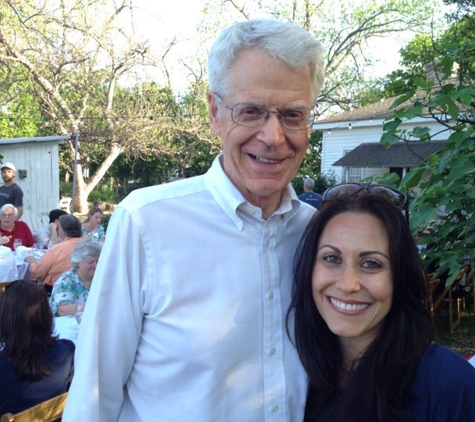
left=322, top=182, right=409, bottom=221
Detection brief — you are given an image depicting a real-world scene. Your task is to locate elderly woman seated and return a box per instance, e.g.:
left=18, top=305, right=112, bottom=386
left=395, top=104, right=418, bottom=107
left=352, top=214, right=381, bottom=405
left=50, top=240, right=103, bottom=317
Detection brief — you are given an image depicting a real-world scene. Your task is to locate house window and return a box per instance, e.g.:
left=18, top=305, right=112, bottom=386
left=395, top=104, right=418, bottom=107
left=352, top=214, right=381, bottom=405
left=346, top=166, right=363, bottom=183
left=341, top=149, right=363, bottom=182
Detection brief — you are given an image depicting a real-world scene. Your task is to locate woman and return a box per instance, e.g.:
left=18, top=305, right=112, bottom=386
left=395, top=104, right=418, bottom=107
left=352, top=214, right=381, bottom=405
left=0, top=203, right=34, bottom=250
left=0, top=279, right=75, bottom=414
left=50, top=240, right=103, bottom=316
left=288, top=188, right=475, bottom=422
left=25, top=215, right=83, bottom=288
left=81, top=206, right=105, bottom=241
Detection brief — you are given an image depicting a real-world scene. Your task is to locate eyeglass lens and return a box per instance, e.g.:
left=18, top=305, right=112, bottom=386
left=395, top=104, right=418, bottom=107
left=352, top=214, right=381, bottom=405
left=229, top=103, right=314, bottom=130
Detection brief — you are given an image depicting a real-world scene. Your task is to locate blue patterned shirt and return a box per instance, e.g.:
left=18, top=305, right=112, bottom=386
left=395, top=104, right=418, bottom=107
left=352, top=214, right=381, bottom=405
left=82, top=224, right=105, bottom=241
left=50, top=268, right=89, bottom=316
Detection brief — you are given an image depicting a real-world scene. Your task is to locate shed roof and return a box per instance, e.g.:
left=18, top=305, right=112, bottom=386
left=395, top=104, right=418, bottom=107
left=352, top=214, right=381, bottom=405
left=0, top=135, right=70, bottom=145
left=333, top=141, right=448, bottom=167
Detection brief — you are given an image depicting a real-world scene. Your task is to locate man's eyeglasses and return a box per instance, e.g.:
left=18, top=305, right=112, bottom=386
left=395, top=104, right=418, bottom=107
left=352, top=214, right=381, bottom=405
left=215, top=93, right=316, bottom=132
left=322, top=182, right=409, bottom=221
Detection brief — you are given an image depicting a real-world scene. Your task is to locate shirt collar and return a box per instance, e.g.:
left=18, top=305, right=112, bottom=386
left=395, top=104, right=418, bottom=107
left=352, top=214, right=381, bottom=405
left=204, top=154, right=303, bottom=230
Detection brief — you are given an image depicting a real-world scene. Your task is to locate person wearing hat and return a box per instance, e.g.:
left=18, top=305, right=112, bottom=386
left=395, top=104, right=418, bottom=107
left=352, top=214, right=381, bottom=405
left=0, top=162, right=24, bottom=220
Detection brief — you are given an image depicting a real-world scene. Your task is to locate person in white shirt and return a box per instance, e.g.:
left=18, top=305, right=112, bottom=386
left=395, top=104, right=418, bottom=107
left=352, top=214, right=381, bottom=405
left=33, top=209, right=68, bottom=248
left=63, top=18, right=325, bottom=422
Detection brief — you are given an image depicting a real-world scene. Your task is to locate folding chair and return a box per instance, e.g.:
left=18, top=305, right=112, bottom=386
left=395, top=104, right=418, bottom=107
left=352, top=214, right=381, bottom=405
left=0, top=281, right=14, bottom=293
left=0, top=392, right=67, bottom=422
left=432, top=266, right=469, bottom=335
left=426, top=273, right=440, bottom=317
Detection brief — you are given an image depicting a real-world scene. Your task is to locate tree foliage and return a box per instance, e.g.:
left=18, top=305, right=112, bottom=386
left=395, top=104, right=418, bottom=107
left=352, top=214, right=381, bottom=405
left=0, top=0, right=219, bottom=212
left=381, top=14, right=475, bottom=283
left=0, top=0, right=453, bottom=210
left=199, top=0, right=445, bottom=115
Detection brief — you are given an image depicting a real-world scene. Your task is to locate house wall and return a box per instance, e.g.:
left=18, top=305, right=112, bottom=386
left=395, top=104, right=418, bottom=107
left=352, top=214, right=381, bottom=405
left=318, top=119, right=450, bottom=184
left=0, top=140, right=63, bottom=220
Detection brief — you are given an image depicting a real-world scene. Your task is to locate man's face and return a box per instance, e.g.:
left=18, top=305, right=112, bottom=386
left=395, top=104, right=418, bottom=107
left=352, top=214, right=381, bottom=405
left=0, top=207, right=16, bottom=229
left=208, top=49, right=313, bottom=211
left=1, top=168, right=15, bottom=183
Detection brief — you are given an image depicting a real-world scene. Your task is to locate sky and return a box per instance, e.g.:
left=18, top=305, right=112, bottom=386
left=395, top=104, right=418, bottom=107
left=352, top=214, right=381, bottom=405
left=123, top=0, right=451, bottom=92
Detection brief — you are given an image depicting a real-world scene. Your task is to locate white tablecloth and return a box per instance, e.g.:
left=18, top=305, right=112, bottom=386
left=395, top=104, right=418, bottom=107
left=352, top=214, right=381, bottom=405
left=54, top=316, right=80, bottom=344
left=469, top=355, right=475, bottom=368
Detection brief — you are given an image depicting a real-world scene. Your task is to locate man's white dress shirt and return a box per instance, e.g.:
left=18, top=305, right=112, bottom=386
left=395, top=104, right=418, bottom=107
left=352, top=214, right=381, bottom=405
left=63, top=155, right=316, bottom=422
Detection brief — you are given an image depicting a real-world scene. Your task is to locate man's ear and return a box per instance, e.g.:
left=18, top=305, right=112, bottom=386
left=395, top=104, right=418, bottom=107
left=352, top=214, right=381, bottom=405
left=208, top=91, right=221, bottom=135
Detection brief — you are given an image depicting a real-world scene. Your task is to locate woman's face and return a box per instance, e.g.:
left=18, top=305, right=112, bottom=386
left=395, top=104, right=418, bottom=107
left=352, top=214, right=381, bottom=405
left=311, top=211, right=393, bottom=354
left=90, top=212, right=103, bottom=226
left=77, top=256, right=99, bottom=282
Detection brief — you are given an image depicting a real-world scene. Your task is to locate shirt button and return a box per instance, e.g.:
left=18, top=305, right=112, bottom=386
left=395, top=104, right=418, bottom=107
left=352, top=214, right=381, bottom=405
left=269, top=292, right=274, bottom=299
left=270, top=348, right=276, bottom=355
left=272, top=405, right=279, bottom=412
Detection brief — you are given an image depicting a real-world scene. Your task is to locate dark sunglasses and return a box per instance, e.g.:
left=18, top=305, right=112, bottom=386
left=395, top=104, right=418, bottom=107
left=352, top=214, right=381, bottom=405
left=322, top=182, right=409, bottom=221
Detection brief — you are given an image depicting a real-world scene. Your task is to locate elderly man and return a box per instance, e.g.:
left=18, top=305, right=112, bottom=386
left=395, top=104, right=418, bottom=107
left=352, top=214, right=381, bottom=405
left=0, top=163, right=24, bottom=220
left=25, top=215, right=83, bottom=288
left=64, top=19, right=325, bottom=422
left=0, top=204, right=34, bottom=250
left=298, top=177, right=323, bottom=209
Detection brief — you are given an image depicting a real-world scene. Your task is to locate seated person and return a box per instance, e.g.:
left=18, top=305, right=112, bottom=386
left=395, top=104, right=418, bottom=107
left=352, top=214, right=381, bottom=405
left=0, top=204, right=34, bottom=250
left=33, top=209, right=68, bottom=248
left=81, top=206, right=106, bottom=241
left=25, top=215, right=83, bottom=287
left=0, top=279, right=75, bottom=414
left=50, top=240, right=103, bottom=316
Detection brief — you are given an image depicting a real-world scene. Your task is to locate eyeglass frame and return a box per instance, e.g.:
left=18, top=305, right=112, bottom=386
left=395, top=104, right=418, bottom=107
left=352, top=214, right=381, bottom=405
left=322, top=182, right=409, bottom=222
left=214, top=93, right=317, bottom=132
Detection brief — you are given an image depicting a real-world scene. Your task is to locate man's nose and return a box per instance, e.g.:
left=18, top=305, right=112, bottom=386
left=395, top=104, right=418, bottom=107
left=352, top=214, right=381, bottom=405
left=256, top=112, right=286, bottom=147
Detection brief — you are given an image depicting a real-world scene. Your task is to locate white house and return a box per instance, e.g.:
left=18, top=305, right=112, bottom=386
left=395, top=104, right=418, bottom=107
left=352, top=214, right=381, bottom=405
left=0, top=135, right=71, bottom=227
left=314, top=96, right=450, bottom=183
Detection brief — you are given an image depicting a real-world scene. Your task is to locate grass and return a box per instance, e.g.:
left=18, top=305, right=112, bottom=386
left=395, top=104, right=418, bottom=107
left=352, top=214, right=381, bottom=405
left=433, top=304, right=475, bottom=357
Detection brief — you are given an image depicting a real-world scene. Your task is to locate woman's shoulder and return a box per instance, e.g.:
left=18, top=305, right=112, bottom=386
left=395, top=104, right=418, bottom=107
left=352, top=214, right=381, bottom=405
left=416, top=343, right=475, bottom=382
left=48, top=339, right=76, bottom=357
left=410, top=343, right=475, bottom=420
left=420, top=343, right=474, bottom=369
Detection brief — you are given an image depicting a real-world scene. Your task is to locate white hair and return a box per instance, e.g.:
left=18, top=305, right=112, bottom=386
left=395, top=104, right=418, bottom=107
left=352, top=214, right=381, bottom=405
left=208, top=19, right=325, bottom=104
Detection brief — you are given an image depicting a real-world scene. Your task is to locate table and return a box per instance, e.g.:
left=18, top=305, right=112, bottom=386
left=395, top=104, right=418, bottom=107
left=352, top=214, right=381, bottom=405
left=54, top=316, right=80, bottom=344
left=14, top=247, right=46, bottom=279
left=15, top=256, right=29, bottom=278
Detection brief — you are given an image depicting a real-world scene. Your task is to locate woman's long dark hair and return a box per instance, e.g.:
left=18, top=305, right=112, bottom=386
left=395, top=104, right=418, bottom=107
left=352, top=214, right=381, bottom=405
left=0, top=280, right=58, bottom=382
left=287, top=194, right=434, bottom=422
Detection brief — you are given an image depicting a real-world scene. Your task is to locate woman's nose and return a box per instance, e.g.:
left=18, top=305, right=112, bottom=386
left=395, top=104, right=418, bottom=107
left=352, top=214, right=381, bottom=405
left=335, top=267, right=361, bottom=293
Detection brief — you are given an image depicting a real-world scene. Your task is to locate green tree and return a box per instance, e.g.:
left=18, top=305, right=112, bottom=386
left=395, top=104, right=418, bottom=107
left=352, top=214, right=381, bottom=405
left=199, top=0, right=446, bottom=115
left=0, top=0, right=218, bottom=212
left=381, top=20, right=475, bottom=283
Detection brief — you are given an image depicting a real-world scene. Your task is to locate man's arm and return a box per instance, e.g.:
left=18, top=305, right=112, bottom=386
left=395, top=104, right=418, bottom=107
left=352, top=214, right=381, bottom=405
left=63, top=206, right=145, bottom=421
left=16, top=205, right=23, bottom=220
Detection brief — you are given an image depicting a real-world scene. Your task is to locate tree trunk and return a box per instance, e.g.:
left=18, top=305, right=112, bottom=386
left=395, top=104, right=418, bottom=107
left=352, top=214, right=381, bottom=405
left=73, top=144, right=124, bottom=213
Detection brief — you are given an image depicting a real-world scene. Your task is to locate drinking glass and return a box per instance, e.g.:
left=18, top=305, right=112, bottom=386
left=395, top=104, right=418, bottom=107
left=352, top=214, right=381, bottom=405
left=13, top=239, right=22, bottom=250
left=75, top=300, right=85, bottom=324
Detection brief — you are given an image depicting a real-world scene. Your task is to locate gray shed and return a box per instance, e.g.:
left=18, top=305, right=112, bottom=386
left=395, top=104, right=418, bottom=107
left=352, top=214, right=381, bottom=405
left=0, top=135, right=71, bottom=228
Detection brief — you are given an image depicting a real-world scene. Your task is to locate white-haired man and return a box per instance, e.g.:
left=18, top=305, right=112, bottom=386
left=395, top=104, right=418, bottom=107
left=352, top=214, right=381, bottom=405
left=64, top=19, right=325, bottom=422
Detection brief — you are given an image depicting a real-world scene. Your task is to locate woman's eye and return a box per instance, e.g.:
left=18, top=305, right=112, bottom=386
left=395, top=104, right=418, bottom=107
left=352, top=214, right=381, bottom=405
left=361, top=260, right=381, bottom=269
left=323, top=254, right=340, bottom=264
